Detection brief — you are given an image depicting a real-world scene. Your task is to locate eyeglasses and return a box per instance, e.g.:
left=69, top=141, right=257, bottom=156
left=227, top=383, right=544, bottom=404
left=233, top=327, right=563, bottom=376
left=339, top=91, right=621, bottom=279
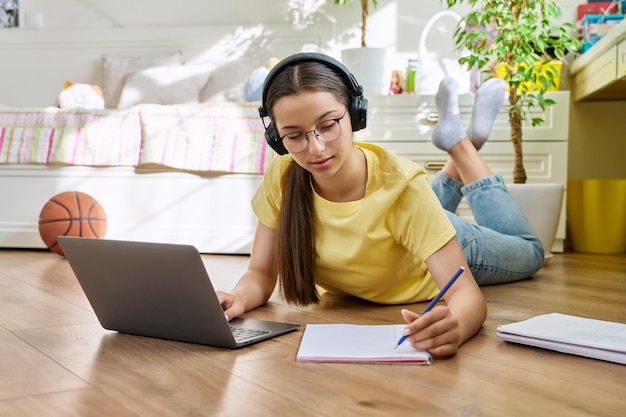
left=279, top=110, right=347, bottom=154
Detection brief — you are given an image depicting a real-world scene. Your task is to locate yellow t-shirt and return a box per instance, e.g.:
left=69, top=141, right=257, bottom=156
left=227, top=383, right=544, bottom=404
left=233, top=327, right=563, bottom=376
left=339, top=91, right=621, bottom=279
left=252, top=142, right=456, bottom=304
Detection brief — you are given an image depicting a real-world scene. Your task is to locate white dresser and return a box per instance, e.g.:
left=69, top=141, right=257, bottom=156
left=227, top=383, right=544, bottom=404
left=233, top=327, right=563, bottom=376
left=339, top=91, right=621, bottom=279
left=355, top=92, right=570, bottom=252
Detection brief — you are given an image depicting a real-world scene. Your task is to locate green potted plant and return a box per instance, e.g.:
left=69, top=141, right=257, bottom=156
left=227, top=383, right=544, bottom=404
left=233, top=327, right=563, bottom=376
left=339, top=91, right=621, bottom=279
left=444, top=0, right=581, bottom=184
left=444, top=0, right=581, bottom=257
left=332, top=0, right=389, bottom=95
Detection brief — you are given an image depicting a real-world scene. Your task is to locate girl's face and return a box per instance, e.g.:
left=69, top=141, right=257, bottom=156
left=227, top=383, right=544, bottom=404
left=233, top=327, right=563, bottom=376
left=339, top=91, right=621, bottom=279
left=272, top=90, right=354, bottom=181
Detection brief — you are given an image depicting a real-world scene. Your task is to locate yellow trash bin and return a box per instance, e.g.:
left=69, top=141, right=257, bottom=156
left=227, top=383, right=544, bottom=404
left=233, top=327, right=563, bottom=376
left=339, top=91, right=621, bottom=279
left=567, top=179, right=626, bottom=254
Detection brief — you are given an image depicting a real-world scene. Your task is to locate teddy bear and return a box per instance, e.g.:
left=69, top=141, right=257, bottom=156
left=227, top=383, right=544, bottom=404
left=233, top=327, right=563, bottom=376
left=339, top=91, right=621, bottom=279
left=58, top=81, right=106, bottom=109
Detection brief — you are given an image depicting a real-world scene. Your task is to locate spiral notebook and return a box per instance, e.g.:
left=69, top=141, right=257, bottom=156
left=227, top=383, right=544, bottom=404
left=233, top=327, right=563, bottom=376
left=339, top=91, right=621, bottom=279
left=296, top=324, right=432, bottom=365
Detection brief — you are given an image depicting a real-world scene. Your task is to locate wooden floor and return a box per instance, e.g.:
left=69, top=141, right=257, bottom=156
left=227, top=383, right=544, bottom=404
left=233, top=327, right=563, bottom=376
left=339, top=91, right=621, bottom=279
left=0, top=248, right=624, bottom=417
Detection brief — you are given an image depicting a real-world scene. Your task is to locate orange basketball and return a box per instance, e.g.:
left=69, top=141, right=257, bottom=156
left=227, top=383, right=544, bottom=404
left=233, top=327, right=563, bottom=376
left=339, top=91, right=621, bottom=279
left=38, top=191, right=107, bottom=255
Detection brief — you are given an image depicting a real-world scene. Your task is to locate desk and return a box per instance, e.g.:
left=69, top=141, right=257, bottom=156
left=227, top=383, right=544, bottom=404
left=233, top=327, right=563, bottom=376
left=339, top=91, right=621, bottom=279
left=570, top=18, right=626, bottom=101
left=0, top=250, right=624, bottom=416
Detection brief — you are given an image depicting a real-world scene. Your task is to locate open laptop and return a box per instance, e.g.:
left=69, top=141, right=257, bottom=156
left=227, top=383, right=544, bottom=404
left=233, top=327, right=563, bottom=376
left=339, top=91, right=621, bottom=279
left=58, top=236, right=300, bottom=348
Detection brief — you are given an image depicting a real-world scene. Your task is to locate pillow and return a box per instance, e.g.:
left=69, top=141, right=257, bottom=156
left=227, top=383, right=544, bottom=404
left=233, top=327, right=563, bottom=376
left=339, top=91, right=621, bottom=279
left=117, top=65, right=212, bottom=108
left=102, top=51, right=183, bottom=108
left=199, top=58, right=259, bottom=103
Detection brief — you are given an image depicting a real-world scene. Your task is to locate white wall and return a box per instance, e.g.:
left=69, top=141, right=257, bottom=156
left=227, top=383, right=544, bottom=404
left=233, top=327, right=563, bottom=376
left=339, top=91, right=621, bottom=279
left=11, top=1, right=584, bottom=84
left=18, top=1, right=584, bottom=28
left=17, top=1, right=584, bottom=29
left=14, top=0, right=585, bottom=67
left=15, top=1, right=467, bottom=65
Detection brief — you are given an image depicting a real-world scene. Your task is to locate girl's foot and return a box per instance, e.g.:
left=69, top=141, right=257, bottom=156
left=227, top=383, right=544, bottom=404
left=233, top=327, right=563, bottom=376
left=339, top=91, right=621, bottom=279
left=431, top=77, right=466, bottom=152
left=467, top=78, right=506, bottom=150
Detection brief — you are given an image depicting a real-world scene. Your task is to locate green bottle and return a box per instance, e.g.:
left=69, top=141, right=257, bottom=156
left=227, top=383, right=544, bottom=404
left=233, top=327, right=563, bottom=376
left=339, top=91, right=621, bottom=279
left=406, top=59, right=418, bottom=94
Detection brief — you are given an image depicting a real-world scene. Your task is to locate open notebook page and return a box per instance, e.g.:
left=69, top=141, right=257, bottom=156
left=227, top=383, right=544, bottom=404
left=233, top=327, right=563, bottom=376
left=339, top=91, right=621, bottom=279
left=296, top=324, right=432, bottom=365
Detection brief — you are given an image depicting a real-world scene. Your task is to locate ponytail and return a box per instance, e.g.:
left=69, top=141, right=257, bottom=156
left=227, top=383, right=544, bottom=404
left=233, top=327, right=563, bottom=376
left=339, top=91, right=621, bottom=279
left=277, top=163, right=319, bottom=305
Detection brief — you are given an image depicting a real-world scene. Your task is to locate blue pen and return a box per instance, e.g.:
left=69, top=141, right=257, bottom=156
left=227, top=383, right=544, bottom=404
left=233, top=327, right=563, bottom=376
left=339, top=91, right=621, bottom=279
left=394, top=266, right=465, bottom=349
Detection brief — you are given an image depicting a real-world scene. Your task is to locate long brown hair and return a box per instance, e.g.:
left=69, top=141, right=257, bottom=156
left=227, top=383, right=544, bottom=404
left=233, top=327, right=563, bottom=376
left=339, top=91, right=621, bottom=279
left=265, top=62, right=352, bottom=306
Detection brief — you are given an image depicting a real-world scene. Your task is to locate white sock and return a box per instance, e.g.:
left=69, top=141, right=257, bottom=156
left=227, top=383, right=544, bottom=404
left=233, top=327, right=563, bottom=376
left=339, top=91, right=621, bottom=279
left=467, top=78, right=506, bottom=150
left=431, top=77, right=467, bottom=152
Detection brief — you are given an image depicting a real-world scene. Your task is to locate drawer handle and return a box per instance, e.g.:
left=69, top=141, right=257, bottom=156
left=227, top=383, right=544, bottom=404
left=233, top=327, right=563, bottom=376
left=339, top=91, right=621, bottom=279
left=425, top=112, right=439, bottom=123
left=424, top=161, right=446, bottom=171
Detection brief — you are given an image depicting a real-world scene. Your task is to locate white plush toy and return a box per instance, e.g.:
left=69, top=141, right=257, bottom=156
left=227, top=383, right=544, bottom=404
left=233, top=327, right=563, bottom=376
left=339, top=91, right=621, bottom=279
left=58, top=81, right=106, bottom=109
left=244, top=57, right=280, bottom=102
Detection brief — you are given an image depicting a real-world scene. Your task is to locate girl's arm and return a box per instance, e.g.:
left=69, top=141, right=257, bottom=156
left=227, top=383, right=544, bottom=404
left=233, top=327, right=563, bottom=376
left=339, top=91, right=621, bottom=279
left=401, top=237, right=487, bottom=357
left=217, top=221, right=279, bottom=320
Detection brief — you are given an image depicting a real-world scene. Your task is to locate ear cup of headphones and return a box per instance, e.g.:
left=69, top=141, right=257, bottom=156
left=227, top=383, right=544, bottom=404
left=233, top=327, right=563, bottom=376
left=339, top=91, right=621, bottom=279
left=349, top=95, right=368, bottom=132
left=264, top=124, right=289, bottom=155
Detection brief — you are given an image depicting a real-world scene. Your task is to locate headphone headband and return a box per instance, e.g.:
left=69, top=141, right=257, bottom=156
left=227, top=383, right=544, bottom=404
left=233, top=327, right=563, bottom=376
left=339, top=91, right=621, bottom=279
left=258, top=52, right=368, bottom=155
left=259, top=52, right=363, bottom=118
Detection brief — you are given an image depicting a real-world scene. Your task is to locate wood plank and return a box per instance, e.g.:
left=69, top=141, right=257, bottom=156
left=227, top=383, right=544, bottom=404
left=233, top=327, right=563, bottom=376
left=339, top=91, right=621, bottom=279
left=0, top=329, right=87, bottom=400
left=0, top=388, right=136, bottom=417
left=0, top=270, right=95, bottom=330
left=0, top=249, right=93, bottom=311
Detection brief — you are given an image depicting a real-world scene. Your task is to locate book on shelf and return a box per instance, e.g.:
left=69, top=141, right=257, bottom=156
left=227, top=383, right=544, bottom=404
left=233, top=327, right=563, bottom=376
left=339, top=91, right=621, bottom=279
left=496, top=313, right=626, bottom=365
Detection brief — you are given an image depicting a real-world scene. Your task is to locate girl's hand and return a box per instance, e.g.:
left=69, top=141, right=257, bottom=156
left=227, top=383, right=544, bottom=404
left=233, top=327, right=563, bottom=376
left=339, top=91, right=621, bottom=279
left=216, top=290, right=245, bottom=321
left=400, top=306, right=461, bottom=357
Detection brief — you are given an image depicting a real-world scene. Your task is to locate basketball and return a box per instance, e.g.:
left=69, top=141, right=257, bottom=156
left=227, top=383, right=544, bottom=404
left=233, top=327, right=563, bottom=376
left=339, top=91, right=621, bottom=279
left=38, top=191, right=107, bottom=255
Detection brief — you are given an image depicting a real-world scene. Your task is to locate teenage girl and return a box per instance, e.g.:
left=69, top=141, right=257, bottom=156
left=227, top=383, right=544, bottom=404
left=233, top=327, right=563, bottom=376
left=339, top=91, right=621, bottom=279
left=217, top=53, right=543, bottom=357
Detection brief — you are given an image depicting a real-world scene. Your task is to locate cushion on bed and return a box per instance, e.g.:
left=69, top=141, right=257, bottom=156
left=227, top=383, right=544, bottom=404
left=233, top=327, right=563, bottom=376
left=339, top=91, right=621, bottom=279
left=102, top=51, right=183, bottom=109
left=199, top=58, right=259, bottom=103
left=117, top=65, right=212, bottom=108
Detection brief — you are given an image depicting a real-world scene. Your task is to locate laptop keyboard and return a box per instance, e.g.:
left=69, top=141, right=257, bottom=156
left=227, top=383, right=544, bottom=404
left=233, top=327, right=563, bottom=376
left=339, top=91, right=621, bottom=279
left=230, top=326, right=271, bottom=342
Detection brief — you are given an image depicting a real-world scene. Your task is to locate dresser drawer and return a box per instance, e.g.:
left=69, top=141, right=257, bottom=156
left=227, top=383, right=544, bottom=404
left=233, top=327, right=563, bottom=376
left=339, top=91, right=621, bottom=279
left=362, top=141, right=568, bottom=184
left=356, top=92, right=570, bottom=143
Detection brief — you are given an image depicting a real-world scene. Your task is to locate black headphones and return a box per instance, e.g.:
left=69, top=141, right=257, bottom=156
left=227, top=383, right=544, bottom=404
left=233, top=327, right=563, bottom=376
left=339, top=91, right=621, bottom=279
left=258, top=52, right=368, bottom=155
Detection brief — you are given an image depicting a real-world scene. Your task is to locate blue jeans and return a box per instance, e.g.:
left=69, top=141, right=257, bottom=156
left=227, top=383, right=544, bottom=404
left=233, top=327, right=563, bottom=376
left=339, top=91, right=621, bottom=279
left=431, top=172, right=544, bottom=285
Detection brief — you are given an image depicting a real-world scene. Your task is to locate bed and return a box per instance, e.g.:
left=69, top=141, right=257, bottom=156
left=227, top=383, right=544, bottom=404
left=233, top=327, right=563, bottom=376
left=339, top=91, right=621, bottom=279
left=0, top=103, right=273, bottom=253
left=0, top=24, right=331, bottom=254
